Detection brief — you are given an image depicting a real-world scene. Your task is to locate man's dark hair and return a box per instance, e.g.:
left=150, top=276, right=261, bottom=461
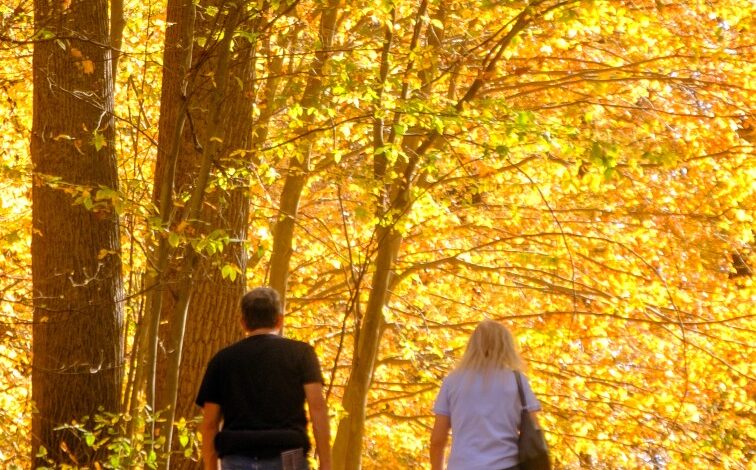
left=241, top=287, right=282, bottom=330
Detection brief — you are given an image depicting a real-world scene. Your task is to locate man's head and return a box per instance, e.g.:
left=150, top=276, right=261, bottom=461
left=240, top=287, right=282, bottom=331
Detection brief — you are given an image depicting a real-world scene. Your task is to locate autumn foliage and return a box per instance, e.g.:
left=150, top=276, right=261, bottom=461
left=0, top=0, right=754, bottom=468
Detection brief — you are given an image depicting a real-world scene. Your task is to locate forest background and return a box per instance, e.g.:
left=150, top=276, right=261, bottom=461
left=0, top=0, right=754, bottom=468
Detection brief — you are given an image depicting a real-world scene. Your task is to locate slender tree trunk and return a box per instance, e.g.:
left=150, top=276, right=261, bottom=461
left=30, top=0, right=123, bottom=465
left=148, top=1, right=261, bottom=467
left=330, top=5, right=536, bottom=466
left=268, top=0, right=340, bottom=313
left=330, top=8, right=396, bottom=467
left=332, top=226, right=401, bottom=469
left=134, top=0, right=196, bottom=425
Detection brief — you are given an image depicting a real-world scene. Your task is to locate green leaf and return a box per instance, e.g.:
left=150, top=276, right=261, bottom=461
left=221, top=263, right=238, bottom=281
left=95, top=187, right=116, bottom=201
left=288, top=103, right=303, bottom=119
left=168, top=232, right=180, bottom=248
left=393, top=123, right=408, bottom=136
left=92, top=131, right=107, bottom=151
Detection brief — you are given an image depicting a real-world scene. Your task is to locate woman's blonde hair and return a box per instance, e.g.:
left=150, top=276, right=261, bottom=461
left=454, top=320, right=524, bottom=373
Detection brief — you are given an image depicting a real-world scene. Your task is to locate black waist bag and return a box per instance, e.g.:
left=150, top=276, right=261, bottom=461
left=214, top=429, right=308, bottom=457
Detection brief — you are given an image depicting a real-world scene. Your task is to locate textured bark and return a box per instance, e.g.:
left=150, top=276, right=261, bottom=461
left=149, top=1, right=257, bottom=467
left=30, top=0, right=123, bottom=465
left=135, top=0, right=196, bottom=426
left=110, top=0, right=125, bottom=76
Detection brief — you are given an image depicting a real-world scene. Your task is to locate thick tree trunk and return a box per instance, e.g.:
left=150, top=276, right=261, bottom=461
left=138, top=0, right=196, bottom=419
left=30, top=0, right=123, bottom=465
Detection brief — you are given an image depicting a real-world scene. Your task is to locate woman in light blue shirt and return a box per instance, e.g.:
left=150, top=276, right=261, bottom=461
left=430, top=320, right=542, bottom=470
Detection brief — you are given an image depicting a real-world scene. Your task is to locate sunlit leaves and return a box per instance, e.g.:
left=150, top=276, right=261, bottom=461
left=0, top=0, right=754, bottom=467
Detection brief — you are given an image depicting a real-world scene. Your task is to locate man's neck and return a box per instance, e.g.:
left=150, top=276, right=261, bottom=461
left=246, top=328, right=279, bottom=337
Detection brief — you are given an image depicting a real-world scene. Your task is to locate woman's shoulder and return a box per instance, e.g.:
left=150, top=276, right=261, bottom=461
left=443, top=368, right=513, bottom=385
left=448, top=367, right=521, bottom=377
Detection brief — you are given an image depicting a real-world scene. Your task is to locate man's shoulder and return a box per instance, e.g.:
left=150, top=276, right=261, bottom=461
left=206, top=342, right=237, bottom=365
left=223, top=335, right=314, bottom=351
left=208, top=337, right=257, bottom=360
left=209, top=336, right=315, bottom=364
left=273, top=336, right=315, bottom=351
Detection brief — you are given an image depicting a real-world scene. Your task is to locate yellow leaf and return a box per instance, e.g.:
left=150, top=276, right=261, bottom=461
left=554, top=38, right=570, bottom=50
left=82, top=59, right=95, bottom=75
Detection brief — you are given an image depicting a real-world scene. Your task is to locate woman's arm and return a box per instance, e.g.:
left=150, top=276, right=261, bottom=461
left=429, top=414, right=450, bottom=470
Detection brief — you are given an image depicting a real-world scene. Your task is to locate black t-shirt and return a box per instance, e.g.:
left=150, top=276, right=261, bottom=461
left=195, top=334, right=323, bottom=454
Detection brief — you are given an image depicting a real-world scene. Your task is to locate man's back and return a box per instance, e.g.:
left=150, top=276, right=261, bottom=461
left=196, top=334, right=323, bottom=456
left=197, top=287, right=331, bottom=470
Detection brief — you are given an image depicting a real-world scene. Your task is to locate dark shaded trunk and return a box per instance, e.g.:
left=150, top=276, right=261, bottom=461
left=31, top=0, right=123, bottom=465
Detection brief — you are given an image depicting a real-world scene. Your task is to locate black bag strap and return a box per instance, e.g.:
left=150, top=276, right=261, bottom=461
left=514, top=370, right=527, bottom=412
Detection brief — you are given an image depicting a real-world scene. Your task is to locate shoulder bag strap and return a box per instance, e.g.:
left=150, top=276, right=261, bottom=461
left=514, top=370, right=527, bottom=411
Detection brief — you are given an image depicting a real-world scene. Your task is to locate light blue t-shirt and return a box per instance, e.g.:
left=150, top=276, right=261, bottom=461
left=433, top=369, right=541, bottom=470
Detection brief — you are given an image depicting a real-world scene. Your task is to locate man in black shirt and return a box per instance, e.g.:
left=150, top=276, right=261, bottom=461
left=196, top=287, right=332, bottom=470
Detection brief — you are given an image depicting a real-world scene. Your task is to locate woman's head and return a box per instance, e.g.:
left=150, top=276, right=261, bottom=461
left=456, top=320, right=524, bottom=372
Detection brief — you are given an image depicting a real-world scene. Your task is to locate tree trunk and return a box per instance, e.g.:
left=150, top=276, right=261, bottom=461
left=148, top=1, right=259, bottom=467
left=332, top=226, right=402, bottom=470
left=331, top=9, right=398, bottom=467
left=31, top=0, right=123, bottom=465
left=267, top=0, right=340, bottom=313
left=330, top=4, right=534, bottom=465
